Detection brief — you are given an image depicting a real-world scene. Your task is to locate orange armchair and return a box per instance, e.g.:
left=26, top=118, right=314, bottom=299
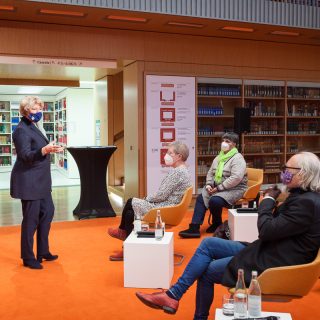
left=143, top=186, right=193, bottom=266
left=236, top=168, right=263, bottom=206
left=229, top=249, right=320, bottom=301
left=257, top=249, right=320, bottom=299
left=143, top=186, right=193, bottom=226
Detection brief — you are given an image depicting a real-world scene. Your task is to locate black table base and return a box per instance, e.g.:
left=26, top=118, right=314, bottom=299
left=67, top=146, right=117, bottom=220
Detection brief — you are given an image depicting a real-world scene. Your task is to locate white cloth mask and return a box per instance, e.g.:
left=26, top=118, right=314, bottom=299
left=164, top=154, right=174, bottom=166
left=221, top=142, right=230, bottom=152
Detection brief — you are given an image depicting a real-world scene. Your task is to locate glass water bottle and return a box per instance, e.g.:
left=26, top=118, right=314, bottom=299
left=234, top=268, right=247, bottom=319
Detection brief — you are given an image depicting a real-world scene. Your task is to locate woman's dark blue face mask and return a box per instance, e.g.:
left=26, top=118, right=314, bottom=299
left=27, top=112, right=42, bottom=123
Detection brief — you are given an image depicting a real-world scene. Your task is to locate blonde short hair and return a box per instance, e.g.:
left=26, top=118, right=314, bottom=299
left=169, top=141, right=189, bottom=161
left=19, top=96, right=44, bottom=117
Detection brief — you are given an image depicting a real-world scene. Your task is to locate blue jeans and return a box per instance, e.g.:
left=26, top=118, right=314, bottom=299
left=169, top=238, right=246, bottom=320
left=192, top=194, right=230, bottom=227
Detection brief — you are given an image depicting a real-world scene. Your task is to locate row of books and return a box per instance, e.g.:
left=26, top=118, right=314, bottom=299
left=0, top=146, right=11, bottom=154
left=198, top=106, right=224, bottom=116
left=246, top=157, right=281, bottom=172
left=287, top=103, right=319, bottom=116
left=198, top=86, right=241, bottom=97
left=245, top=85, right=284, bottom=98
left=287, top=121, right=319, bottom=134
left=0, top=136, right=10, bottom=144
left=0, top=102, right=10, bottom=111
left=246, top=101, right=278, bottom=116
left=0, top=157, right=11, bottom=166
left=287, top=87, right=320, bottom=99
left=244, top=140, right=282, bottom=153
left=250, top=120, right=279, bottom=134
left=43, top=102, right=54, bottom=112
left=55, top=99, right=67, bottom=111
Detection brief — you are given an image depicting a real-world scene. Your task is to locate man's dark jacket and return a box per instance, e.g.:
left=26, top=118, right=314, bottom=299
left=222, top=188, right=320, bottom=286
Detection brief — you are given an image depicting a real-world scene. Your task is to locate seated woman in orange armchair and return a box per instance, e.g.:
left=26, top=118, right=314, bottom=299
left=107, top=141, right=192, bottom=261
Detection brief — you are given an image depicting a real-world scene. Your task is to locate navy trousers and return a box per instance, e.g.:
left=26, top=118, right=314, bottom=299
left=21, top=193, right=54, bottom=260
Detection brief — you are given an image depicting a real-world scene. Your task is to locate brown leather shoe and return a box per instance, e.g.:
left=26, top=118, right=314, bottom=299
left=109, top=250, right=123, bottom=261
left=136, top=291, right=179, bottom=314
left=108, top=228, right=127, bottom=241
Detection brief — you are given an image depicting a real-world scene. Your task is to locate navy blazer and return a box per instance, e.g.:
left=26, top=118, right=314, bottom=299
left=10, top=117, right=51, bottom=200
left=222, top=188, right=320, bottom=287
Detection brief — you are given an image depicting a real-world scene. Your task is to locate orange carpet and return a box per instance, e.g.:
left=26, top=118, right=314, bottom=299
left=0, top=211, right=319, bottom=320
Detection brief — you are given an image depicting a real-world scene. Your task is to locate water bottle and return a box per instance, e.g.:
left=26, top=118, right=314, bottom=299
left=248, top=270, right=262, bottom=317
left=155, top=210, right=164, bottom=240
left=234, top=268, right=247, bottom=319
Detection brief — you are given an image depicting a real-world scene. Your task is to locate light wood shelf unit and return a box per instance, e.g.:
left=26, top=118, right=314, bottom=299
left=196, top=78, right=320, bottom=187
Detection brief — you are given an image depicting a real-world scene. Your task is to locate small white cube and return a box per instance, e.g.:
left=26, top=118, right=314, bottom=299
left=123, top=232, right=174, bottom=288
left=228, top=209, right=259, bottom=243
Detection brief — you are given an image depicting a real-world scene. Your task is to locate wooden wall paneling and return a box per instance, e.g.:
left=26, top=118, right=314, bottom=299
left=107, top=75, right=115, bottom=186
left=107, top=72, right=124, bottom=187
left=123, top=61, right=145, bottom=200
left=1, top=24, right=320, bottom=82
left=113, top=72, right=124, bottom=186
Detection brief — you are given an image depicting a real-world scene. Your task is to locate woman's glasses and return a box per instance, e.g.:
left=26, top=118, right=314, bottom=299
left=281, top=165, right=301, bottom=173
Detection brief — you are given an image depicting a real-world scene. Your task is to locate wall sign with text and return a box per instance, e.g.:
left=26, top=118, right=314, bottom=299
left=146, top=75, right=196, bottom=194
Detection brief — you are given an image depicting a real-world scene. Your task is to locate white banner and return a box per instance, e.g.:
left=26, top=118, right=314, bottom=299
left=146, top=75, right=196, bottom=195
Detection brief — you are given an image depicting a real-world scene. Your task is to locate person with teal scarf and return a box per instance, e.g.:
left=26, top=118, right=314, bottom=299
left=179, top=132, right=247, bottom=238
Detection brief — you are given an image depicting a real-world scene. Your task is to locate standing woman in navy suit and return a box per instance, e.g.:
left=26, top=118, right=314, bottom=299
left=10, top=96, right=63, bottom=269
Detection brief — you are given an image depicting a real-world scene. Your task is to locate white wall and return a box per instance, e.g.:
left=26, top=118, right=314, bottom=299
left=56, top=88, right=95, bottom=178
left=93, top=77, right=108, bottom=146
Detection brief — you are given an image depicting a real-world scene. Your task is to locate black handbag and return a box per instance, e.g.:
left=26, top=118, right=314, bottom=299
left=213, top=220, right=231, bottom=240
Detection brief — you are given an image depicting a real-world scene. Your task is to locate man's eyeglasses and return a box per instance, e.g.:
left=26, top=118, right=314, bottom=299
left=281, top=165, right=301, bottom=173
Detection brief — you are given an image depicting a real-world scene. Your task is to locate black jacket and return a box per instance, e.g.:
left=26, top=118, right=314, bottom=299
left=222, top=188, right=320, bottom=287
left=10, top=117, right=51, bottom=200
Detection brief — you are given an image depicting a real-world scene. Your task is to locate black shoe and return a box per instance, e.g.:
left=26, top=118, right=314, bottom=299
left=37, top=253, right=58, bottom=263
left=206, top=223, right=221, bottom=234
left=179, top=224, right=200, bottom=238
left=23, top=259, right=43, bottom=270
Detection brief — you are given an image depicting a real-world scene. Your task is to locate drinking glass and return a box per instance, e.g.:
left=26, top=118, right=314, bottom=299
left=222, top=294, right=234, bottom=316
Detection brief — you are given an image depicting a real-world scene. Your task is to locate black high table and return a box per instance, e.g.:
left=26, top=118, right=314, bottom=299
left=67, top=146, right=117, bottom=219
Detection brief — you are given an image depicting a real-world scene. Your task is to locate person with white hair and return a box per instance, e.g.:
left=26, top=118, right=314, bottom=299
left=136, top=152, right=320, bottom=319
left=10, top=96, right=63, bottom=270
left=107, top=141, right=192, bottom=261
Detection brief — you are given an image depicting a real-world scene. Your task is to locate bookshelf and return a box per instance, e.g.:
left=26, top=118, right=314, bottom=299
left=0, top=101, right=12, bottom=166
left=196, top=78, right=242, bottom=193
left=0, top=99, right=56, bottom=168
left=243, top=80, right=286, bottom=184
left=286, top=82, right=320, bottom=160
left=196, top=79, right=320, bottom=189
left=43, top=101, right=55, bottom=165
left=55, top=97, right=68, bottom=171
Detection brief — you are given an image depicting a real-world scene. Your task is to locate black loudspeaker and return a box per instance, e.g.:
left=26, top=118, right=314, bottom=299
left=234, top=107, right=251, bottom=134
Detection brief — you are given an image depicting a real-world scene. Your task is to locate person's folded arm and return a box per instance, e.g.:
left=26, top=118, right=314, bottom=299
left=216, top=158, right=246, bottom=191
left=258, top=197, right=314, bottom=241
left=145, top=170, right=185, bottom=203
left=14, top=128, right=45, bottom=163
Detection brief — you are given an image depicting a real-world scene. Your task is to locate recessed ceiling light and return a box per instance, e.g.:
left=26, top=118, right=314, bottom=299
left=106, top=15, right=147, bottom=23
left=221, top=26, right=254, bottom=33
left=39, top=9, right=85, bottom=17
left=0, top=5, right=15, bottom=11
left=271, top=31, right=300, bottom=36
left=167, top=21, right=204, bottom=28
left=17, top=87, right=43, bottom=95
